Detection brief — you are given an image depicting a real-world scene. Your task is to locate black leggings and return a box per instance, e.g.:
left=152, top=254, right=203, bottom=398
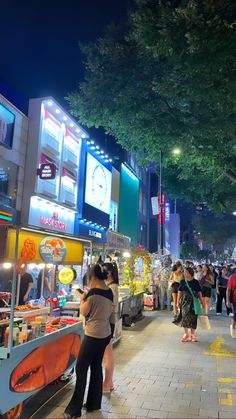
left=65, top=334, right=111, bottom=416
left=216, top=287, right=231, bottom=315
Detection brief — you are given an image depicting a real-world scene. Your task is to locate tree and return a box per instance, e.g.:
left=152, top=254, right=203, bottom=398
left=67, top=0, right=236, bottom=212
left=193, top=213, right=236, bottom=254
left=180, top=242, right=200, bottom=259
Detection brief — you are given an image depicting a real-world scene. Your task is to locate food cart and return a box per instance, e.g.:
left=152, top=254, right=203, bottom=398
left=0, top=226, right=84, bottom=418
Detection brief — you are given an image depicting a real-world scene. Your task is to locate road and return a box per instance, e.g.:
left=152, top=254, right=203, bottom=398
left=30, top=312, right=236, bottom=419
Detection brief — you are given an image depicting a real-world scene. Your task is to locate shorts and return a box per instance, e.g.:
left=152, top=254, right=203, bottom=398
left=171, top=282, right=179, bottom=294
left=202, top=286, right=211, bottom=298
left=110, top=323, right=115, bottom=338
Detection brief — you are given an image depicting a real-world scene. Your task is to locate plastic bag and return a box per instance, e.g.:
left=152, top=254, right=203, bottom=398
left=199, top=315, right=211, bottom=330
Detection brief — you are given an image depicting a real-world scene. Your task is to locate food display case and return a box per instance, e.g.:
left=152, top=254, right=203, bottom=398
left=0, top=227, right=84, bottom=418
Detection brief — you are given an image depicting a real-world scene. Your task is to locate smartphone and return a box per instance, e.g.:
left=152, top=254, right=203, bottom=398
left=77, top=288, right=84, bottom=294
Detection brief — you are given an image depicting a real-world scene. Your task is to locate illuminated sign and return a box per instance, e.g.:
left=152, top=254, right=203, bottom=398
left=85, top=153, right=112, bottom=214
left=59, top=267, right=74, bottom=284
left=39, top=236, right=67, bottom=264
left=0, top=104, right=15, bottom=149
left=89, top=230, right=102, bottom=239
left=0, top=209, right=14, bottom=224
left=29, top=196, right=75, bottom=234
left=37, top=163, right=56, bottom=180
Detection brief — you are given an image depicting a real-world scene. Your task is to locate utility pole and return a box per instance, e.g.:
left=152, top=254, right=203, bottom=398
left=159, top=150, right=164, bottom=255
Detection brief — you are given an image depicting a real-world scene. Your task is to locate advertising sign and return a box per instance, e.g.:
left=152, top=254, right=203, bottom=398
left=0, top=103, right=15, bottom=149
left=107, top=230, right=130, bottom=250
left=84, top=153, right=112, bottom=214
left=76, top=221, right=106, bottom=243
left=29, top=196, right=75, bottom=234
left=37, top=163, right=56, bottom=180
left=59, top=267, right=74, bottom=284
left=39, top=236, right=67, bottom=264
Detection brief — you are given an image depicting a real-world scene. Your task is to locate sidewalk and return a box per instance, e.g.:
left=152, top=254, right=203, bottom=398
left=33, top=312, right=236, bottom=419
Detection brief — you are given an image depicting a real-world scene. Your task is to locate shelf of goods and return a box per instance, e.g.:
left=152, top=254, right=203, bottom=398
left=0, top=315, right=83, bottom=416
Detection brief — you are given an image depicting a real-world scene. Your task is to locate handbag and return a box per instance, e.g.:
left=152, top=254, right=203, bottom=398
left=199, top=315, right=211, bottom=330
left=185, top=280, right=203, bottom=315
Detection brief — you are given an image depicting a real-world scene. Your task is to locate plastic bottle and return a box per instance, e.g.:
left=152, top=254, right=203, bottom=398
left=13, top=324, right=19, bottom=347
left=21, top=321, right=28, bottom=343
left=27, top=325, right=33, bottom=341
left=4, top=327, right=9, bottom=348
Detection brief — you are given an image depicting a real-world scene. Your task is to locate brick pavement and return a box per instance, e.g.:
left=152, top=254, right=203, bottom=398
left=34, top=312, right=236, bottom=419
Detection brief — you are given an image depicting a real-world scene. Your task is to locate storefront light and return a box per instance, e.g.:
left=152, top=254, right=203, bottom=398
left=63, top=115, right=67, bottom=121
left=3, top=263, right=12, bottom=269
left=81, top=133, right=87, bottom=138
left=90, top=140, right=94, bottom=145
left=90, top=146, right=96, bottom=150
left=123, top=251, right=131, bottom=258
left=87, top=140, right=91, bottom=145
left=38, top=263, right=46, bottom=269
left=55, top=108, right=60, bottom=114
left=47, top=100, right=53, bottom=107
left=70, top=123, right=74, bottom=127
left=28, top=263, right=36, bottom=269
left=47, top=264, right=53, bottom=268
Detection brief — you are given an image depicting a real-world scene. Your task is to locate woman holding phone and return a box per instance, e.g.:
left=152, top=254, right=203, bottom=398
left=64, top=265, right=113, bottom=419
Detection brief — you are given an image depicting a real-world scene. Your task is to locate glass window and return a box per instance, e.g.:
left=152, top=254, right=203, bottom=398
left=0, top=157, right=18, bottom=208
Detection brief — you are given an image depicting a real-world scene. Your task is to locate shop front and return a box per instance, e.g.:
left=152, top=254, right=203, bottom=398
left=0, top=227, right=84, bottom=416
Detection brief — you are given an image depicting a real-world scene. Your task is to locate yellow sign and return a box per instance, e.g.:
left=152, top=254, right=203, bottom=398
left=59, top=268, right=74, bottom=284
left=6, top=229, right=83, bottom=265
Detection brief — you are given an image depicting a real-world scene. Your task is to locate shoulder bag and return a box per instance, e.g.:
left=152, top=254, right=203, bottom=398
left=185, top=280, right=203, bottom=315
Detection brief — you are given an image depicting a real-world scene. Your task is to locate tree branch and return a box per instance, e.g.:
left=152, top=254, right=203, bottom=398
left=224, top=170, right=236, bottom=183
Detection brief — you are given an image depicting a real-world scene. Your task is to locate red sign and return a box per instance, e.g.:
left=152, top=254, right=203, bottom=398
left=40, top=212, right=67, bottom=231
left=158, top=193, right=166, bottom=225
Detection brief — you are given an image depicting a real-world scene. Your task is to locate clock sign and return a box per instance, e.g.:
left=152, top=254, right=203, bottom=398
left=85, top=153, right=112, bottom=214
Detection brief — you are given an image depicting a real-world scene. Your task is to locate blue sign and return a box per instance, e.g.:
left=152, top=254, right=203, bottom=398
left=75, top=217, right=107, bottom=243
left=0, top=104, right=15, bottom=149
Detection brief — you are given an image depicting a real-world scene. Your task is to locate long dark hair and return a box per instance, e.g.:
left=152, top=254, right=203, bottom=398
left=90, top=264, right=108, bottom=281
left=103, top=262, right=119, bottom=285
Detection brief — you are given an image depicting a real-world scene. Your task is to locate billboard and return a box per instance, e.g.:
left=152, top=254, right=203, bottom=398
left=119, top=164, right=139, bottom=246
left=84, top=153, right=112, bottom=215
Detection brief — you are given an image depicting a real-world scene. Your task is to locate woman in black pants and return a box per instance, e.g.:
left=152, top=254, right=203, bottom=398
left=64, top=265, right=113, bottom=419
left=216, top=266, right=230, bottom=315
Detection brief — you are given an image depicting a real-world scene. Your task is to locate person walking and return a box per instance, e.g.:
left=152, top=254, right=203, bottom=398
left=102, top=262, right=119, bottom=394
left=64, top=265, right=113, bottom=419
left=169, top=261, right=183, bottom=316
left=175, top=267, right=204, bottom=342
left=216, top=266, right=230, bottom=315
left=195, top=265, right=203, bottom=282
left=159, top=260, right=172, bottom=311
left=201, top=264, right=214, bottom=315
left=209, top=264, right=218, bottom=310
left=227, top=273, right=236, bottom=338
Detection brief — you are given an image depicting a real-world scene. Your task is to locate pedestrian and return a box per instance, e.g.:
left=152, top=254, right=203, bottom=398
left=102, top=262, right=119, bottom=393
left=169, top=261, right=183, bottom=316
left=64, top=265, right=113, bottom=419
left=209, top=264, right=218, bottom=310
left=195, top=265, right=203, bottom=282
left=226, top=273, right=236, bottom=338
left=18, top=267, right=33, bottom=305
left=201, top=264, right=214, bottom=315
left=175, top=267, right=204, bottom=342
left=159, top=260, right=172, bottom=311
left=216, top=266, right=231, bottom=315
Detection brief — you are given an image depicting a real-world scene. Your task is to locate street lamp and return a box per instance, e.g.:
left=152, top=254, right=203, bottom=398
left=173, top=148, right=181, bottom=155
left=233, top=211, right=236, bottom=216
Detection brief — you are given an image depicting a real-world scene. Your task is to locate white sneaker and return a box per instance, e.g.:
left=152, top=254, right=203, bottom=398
left=230, top=325, right=236, bottom=338
left=216, top=313, right=221, bottom=316
left=229, top=313, right=234, bottom=317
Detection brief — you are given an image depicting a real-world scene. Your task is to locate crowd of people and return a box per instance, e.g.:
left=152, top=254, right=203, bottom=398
left=158, top=259, right=236, bottom=342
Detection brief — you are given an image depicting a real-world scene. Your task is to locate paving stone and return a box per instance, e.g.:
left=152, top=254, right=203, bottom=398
left=129, top=407, right=149, bottom=417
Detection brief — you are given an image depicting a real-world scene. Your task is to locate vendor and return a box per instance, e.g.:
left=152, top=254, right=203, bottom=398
left=37, top=269, right=52, bottom=300
left=19, top=268, right=33, bottom=305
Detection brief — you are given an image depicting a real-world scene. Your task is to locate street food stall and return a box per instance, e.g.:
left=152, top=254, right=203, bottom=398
left=118, top=249, right=154, bottom=324
left=0, top=227, right=84, bottom=418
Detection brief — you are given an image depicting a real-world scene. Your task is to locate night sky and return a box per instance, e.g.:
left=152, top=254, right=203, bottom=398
left=0, top=0, right=129, bottom=154
left=1, top=0, right=128, bottom=102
